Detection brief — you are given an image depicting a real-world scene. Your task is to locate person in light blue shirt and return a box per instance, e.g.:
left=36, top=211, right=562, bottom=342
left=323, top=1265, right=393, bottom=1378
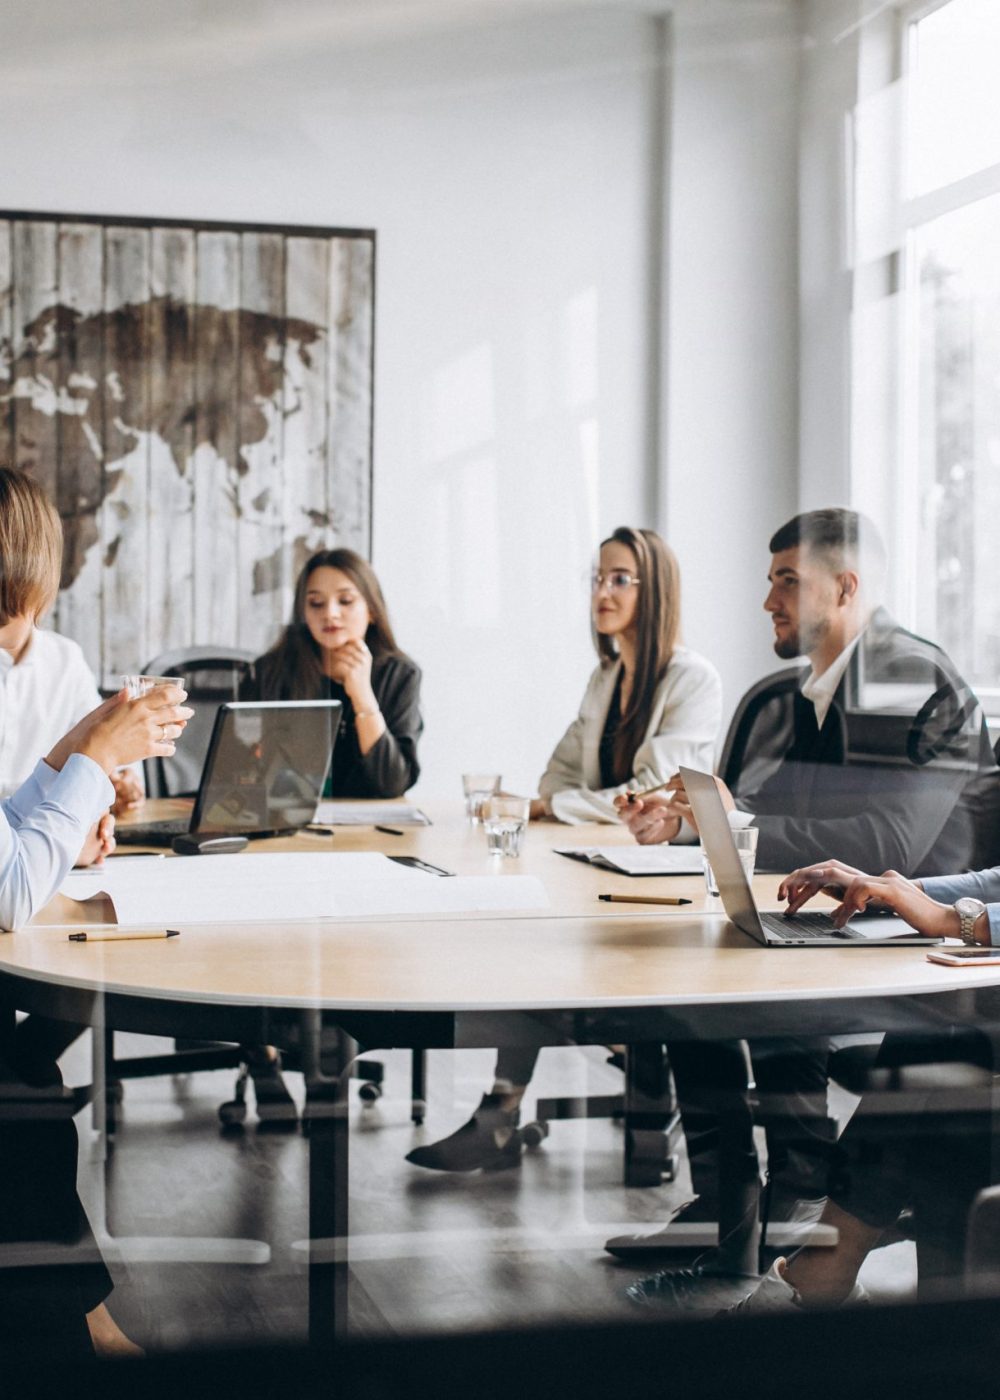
left=0, top=465, right=192, bottom=1360
left=644, top=854, right=997, bottom=1317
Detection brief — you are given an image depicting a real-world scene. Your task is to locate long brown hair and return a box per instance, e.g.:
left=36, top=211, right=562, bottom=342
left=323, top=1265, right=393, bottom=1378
left=594, top=526, right=681, bottom=783
left=254, top=549, right=401, bottom=700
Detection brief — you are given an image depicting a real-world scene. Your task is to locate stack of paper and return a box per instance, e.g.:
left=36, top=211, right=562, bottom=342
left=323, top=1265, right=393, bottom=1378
left=57, top=852, right=548, bottom=925
left=313, top=802, right=430, bottom=826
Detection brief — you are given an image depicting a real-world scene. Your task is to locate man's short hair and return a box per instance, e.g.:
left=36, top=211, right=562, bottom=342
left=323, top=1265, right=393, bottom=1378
left=769, top=508, right=886, bottom=582
left=0, top=466, right=63, bottom=626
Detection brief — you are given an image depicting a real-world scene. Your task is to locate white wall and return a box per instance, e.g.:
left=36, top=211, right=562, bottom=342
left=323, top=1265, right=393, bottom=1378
left=662, top=0, right=801, bottom=723
left=0, top=0, right=813, bottom=796
left=0, top=3, right=661, bottom=798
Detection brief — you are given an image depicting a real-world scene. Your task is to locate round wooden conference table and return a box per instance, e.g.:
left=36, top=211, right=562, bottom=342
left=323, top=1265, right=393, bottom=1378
left=1, top=801, right=998, bottom=1341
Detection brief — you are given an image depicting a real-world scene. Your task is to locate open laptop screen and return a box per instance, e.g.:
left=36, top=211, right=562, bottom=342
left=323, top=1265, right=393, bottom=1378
left=191, top=700, right=341, bottom=837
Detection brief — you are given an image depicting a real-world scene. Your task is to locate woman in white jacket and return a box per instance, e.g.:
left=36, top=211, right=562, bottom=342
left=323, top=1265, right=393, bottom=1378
left=407, top=526, right=722, bottom=1173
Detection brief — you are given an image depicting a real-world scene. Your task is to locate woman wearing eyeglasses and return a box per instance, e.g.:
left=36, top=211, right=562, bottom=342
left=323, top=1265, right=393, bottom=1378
left=406, top=525, right=722, bottom=1173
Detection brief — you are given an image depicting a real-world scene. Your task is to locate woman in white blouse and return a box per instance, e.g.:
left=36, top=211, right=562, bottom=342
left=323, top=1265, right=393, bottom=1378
left=407, top=526, right=722, bottom=1174
left=531, top=525, right=722, bottom=823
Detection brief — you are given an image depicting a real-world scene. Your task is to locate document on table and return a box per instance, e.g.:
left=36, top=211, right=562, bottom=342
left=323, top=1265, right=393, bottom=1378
left=56, top=852, right=549, bottom=925
left=313, top=802, right=431, bottom=826
left=555, top=846, right=703, bottom=876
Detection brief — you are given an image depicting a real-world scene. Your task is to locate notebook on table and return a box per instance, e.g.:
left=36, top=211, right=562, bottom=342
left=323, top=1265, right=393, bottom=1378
left=117, top=700, right=342, bottom=847
left=555, top=846, right=703, bottom=876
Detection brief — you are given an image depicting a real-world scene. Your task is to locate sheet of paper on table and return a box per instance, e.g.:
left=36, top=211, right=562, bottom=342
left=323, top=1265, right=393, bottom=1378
left=555, top=846, right=703, bottom=876
left=313, top=802, right=431, bottom=826
left=55, top=852, right=548, bottom=926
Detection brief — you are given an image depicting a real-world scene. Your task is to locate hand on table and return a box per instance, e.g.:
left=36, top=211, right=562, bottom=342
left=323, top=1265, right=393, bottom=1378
left=111, top=768, right=144, bottom=816
left=778, top=859, right=956, bottom=937
left=76, top=811, right=116, bottom=868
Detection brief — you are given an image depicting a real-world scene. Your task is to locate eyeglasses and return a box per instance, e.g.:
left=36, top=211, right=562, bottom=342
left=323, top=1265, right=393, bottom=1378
left=590, top=569, right=641, bottom=593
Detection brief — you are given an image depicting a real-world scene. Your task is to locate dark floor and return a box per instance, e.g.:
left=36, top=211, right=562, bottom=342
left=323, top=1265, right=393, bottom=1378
left=59, top=1036, right=916, bottom=1352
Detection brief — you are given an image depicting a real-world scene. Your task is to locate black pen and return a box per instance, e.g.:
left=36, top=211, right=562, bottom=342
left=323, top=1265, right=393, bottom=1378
left=375, top=825, right=405, bottom=836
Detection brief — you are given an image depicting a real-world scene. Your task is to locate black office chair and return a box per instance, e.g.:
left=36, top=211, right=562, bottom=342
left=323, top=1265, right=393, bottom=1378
left=718, top=664, right=805, bottom=792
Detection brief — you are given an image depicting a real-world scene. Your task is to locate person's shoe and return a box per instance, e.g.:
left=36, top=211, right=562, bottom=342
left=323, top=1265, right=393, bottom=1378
left=250, top=1054, right=298, bottom=1128
left=625, top=1259, right=754, bottom=1310
left=722, top=1257, right=870, bottom=1316
left=605, top=1195, right=720, bottom=1259
left=406, top=1094, right=523, bottom=1172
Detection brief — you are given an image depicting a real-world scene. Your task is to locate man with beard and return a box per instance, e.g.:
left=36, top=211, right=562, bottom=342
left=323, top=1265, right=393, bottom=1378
left=606, top=508, right=995, bottom=1281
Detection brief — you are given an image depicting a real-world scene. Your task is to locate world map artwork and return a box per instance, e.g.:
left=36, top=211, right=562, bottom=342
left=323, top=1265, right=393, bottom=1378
left=0, top=217, right=374, bottom=684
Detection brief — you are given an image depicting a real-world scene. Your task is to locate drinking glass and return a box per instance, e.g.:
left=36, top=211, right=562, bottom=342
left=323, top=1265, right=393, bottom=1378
left=462, top=771, right=501, bottom=824
left=482, top=794, right=530, bottom=858
left=703, top=826, right=759, bottom=897
left=121, top=673, right=184, bottom=699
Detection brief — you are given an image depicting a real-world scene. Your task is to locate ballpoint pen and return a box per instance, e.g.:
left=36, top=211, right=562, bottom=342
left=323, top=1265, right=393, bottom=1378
left=69, top=929, right=181, bottom=942
left=626, top=778, right=678, bottom=804
left=598, top=894, right=692, bottom=906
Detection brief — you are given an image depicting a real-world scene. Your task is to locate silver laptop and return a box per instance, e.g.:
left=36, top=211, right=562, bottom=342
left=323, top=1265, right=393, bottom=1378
left=118, top=700, right=342, bottom=846
left=678, top=766, right=937, bottom=947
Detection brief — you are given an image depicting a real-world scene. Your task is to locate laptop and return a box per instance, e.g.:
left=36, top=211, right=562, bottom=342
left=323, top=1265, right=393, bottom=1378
left=678, top=765, right=938, bottom=946
left=117, top=700, right=342, bottom=847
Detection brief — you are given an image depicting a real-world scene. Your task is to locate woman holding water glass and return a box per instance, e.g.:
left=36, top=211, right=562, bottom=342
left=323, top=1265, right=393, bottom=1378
left=235, top=548, right=423, bottom=1123
left=407, top=525, right=722, bottom=1173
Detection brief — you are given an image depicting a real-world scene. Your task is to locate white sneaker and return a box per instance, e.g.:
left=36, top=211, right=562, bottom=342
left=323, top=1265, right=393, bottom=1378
left=724, top=1258, right=869, bottom=1316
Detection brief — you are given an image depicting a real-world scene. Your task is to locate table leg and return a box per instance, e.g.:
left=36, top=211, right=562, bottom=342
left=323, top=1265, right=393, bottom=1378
left=302, top=1015, right=355, bottom=1345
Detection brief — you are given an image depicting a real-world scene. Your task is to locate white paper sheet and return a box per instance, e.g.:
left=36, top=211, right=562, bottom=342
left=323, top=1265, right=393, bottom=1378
left=555, top=846, right=703, bottom=876
left=56, top=852, right=548, bottom=925
left=312, top=802, right=431, bottom=826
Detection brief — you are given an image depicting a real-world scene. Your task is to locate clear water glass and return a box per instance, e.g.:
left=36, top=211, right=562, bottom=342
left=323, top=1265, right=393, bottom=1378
left=703, top=826, right=758, bottom=897
left=462, top=771, right=501, bottom=823
left=121, top=673, right=184, bottom=699
left=483, top=794, right=530, bottom=858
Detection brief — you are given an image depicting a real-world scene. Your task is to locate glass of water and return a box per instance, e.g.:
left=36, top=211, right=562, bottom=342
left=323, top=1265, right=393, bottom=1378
left=483, top=794, right=530, bottom=858
left=462, top=771, right=501, bottom=824
left=121, top=673, right=184, bottom=699
left=702, top=826, right=758, bottom=897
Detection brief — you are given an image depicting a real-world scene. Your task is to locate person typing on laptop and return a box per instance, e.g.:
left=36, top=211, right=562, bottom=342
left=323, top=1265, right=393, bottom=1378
left=607, top=508, right=994, bottom=1273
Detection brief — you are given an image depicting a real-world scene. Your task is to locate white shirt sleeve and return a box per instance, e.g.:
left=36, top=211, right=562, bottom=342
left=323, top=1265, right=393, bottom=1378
left=0, top=755, right=115, bottom=930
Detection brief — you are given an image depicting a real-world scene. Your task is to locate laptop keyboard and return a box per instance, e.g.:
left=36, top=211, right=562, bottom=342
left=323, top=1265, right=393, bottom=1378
left=760, top=911, right=847, bottom=941
left=116, top=818, right=190, bottom=844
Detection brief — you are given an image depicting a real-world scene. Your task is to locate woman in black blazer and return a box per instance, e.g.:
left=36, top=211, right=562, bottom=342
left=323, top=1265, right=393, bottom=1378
left=236, top=548, right=423, bottom=1122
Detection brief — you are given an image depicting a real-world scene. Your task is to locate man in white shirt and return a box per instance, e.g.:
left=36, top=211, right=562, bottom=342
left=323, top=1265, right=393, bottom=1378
left=607, top=509, right=994, bottom=1270
left=0, top=626, right=144, bottom=855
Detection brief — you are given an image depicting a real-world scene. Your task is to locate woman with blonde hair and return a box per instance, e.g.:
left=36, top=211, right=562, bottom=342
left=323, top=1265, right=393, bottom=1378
left=407, top=525, right=722, bottom=1172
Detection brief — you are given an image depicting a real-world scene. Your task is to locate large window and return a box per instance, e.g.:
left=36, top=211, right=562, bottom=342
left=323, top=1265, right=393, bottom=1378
left=856, top=0, right=1000, bottom=704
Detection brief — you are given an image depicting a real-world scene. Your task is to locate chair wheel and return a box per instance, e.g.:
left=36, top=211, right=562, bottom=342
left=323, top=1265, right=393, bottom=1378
left=663, top=1154, right=679, bottom=1182
left=411, top=1100, right=426, bottom=1125
left=218, top=1099, right=248, bottom=1127
left=358, top=1081, right=382, bottom=1104
left=521, top=1120, right=549, bottom=1149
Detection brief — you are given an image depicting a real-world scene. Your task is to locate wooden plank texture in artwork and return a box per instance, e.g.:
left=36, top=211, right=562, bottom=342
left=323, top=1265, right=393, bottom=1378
left=54, top=222, right=104, bottom=660
left=192, top=230, right=240, bottom=650
left=101, top=225, right=151, bottom=682
left=11, top=221, right=59, bottom=502
left=147, top=226, right=196, bottom=662
left=327, top=237, right=374, bottom=554
left=237, top=230, right=285, bottom=655
left=0, top=223, right=13, bottom=473
left=283, top=236, right=330, bottom=601
left=0, top=212, right=374, bottom=683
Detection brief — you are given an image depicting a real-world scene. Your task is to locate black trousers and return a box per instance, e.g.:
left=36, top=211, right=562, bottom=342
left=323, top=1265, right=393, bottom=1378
left=0, top=1006, right=112, bottom=1362
left=666, top=1037, right=835, bottom=1205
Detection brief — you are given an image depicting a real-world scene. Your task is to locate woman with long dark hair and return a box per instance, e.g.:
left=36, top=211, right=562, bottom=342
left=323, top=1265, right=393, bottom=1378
left=244, top=547, right=422, bottom=797
left=407, top=526, right=722, bottom=1172
left=236, top=549, right=422, bottom=1122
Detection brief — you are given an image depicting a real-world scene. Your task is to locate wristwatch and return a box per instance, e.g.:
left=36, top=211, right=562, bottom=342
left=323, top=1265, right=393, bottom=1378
left=954, top=896, right=987, bottom=946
